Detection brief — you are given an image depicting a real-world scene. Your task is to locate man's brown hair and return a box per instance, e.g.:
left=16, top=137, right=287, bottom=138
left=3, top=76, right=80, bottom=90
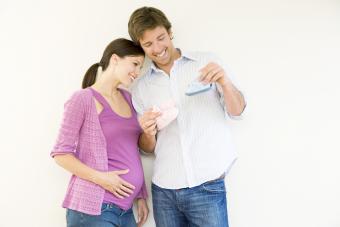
left=128, top=6, right=172, bottom=44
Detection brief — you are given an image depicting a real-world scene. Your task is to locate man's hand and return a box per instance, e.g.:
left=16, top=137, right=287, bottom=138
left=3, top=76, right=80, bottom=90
left=199, top=62, right=231, bottom=87
left=138, top=109, right=161, bottom=136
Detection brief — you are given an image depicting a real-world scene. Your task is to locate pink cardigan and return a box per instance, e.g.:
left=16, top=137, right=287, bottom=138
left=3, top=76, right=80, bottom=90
left=51, top=88, right=147, bottom=215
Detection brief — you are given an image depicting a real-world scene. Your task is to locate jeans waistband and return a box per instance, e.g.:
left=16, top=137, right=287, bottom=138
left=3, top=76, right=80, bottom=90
left=205, top=173, right=226, bottom=184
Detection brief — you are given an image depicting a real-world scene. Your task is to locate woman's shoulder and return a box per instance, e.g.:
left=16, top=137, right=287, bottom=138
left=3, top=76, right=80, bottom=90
left=66, top=88, right=93, bottom=106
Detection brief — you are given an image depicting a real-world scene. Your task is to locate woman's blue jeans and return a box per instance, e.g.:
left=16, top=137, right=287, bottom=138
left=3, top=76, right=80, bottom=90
left=66, top=203, right=136, bottom=227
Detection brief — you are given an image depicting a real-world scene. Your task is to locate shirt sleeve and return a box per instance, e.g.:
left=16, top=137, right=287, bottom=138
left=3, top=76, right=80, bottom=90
left=50, top=91, right=85, bottom=157
left=211, top=54, right=247, bottom=120
left=130, top=80, right=145, bottom=117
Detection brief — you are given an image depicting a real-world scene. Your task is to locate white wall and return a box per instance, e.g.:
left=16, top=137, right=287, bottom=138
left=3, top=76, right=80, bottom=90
left=1, top=0, right=339, bottom=226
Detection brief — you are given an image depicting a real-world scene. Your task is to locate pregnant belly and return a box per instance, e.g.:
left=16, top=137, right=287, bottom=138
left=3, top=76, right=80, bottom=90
left=120, top=168, right=144, bottom=192
left=107, top=160, right=144, bottom=195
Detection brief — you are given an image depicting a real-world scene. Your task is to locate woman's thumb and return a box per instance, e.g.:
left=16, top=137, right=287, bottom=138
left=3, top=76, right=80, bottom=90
left=114, top=169, right=129, bottom=175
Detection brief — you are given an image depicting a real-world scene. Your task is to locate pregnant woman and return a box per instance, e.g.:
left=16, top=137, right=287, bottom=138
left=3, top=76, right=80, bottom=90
left=51, top=38, right=150, bottom=227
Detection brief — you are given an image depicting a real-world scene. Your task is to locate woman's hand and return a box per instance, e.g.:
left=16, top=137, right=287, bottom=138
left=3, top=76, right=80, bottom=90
left=95, top=169, right=135, bottom=199
left=137, top=198, right=149, bottom=227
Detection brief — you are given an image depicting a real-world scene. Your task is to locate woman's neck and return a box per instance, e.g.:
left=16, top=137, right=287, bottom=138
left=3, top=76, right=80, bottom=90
left=92, top=70, right=120, bottom=97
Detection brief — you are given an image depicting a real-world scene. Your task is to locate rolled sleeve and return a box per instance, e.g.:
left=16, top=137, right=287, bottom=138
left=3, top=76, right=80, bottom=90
left=136, top=180, right=148, bottom=199
left=131, top=81, right=145, bottom=117
left=216, top=82, right=247, bottom=120
left=211, top=54, right=246, bottom=120
left=50, top=91, right=85, bottom=157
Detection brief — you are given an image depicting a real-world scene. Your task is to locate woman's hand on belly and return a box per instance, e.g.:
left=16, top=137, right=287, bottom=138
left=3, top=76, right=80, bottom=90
left=94, top=169, right=136, bottom=199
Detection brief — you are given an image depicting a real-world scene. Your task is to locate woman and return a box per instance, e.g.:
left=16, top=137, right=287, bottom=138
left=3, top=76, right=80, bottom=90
left=51, top=38, right=150, bottom=227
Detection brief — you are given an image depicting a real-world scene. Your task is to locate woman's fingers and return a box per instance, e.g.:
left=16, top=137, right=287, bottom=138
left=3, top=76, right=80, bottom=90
left=105, top=169, right=136, bottom=198
left=113, top=190, right=124, bottom=199
left=120, top=184, right=134, bottom=194
left=120, top=179, right=135, bottom=190
left=115, top=188, right=130, bottom=197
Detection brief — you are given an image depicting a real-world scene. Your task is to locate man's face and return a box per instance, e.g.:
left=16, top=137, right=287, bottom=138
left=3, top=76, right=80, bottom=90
left=139, top=26, right=176, bottom=69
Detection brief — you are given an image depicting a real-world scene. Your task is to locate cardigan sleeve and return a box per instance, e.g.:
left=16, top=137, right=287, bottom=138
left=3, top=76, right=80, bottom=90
left=50, top=91, right=85, bottom=157
left=136, top=178, right=148, bottom=199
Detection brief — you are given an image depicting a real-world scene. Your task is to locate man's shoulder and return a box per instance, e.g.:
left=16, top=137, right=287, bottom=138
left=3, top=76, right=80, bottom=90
left=132, top=71, right=149, bottom=88
left=182, top=50, right=220, bottom=62
left=130, top=75, right=147, bottom=98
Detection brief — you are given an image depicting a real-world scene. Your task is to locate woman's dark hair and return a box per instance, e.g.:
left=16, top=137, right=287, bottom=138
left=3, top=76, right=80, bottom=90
left=82, top=38, right=144, bottom=88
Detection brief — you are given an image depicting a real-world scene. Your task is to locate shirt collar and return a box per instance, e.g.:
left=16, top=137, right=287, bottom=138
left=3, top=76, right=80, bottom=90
left=149, top=48, right=197, bottom=73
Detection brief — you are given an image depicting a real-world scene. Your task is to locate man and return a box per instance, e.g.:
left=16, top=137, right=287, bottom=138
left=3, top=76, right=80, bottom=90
left=129, top=6, right=246, bottom=227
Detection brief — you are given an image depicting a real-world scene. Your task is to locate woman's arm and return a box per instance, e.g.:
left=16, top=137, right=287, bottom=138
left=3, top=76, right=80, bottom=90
left=54, top=154, right=135, bottom=198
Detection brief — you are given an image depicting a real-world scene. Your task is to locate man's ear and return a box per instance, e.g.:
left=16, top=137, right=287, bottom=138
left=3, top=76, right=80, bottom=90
left=168, top=29, right=174, bottom=40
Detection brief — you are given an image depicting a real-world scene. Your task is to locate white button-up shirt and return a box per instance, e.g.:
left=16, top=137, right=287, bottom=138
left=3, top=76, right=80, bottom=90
left=131, top=50, right=245, bottom=189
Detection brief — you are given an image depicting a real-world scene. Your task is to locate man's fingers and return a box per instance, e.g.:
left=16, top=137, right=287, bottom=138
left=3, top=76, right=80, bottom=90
left=143, top=119, right=157, bottom=128
left=199, top=62, right=216, bottom=75
left=204, top=68, right=223, bottom=83
left=200, top=66, right=222, bottom=82
left=143, top=113, right=161, bottom=122
left=145, top=124, right=157, bottom=135
left=139, top=113, right=161, bottom=128
left=210, top=71, right=224, bottom=83
left=145, top=122, right=157, bottom=131
left=144, top=109, right=162, bottom=117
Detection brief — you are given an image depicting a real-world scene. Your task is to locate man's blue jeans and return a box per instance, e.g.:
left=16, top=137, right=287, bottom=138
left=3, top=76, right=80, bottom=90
left=152, top=178, right=229, bottom=227
left=66, top=203, right=136, bottom=227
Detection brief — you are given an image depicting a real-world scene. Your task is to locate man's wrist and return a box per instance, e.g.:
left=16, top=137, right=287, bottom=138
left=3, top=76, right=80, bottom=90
left=143, top=133, right=156, bottom=141
left=219, top=81, right=233, bottom=90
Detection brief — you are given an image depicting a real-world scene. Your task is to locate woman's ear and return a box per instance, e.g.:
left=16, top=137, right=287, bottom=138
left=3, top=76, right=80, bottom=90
left=110, top=54, right=120, bottom=65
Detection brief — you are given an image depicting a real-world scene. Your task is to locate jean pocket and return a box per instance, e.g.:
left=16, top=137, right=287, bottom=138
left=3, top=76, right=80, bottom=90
left=202, top=179, right=226, bottom=193
left=151, top=183, right=164, bottom=192
left=66, top=209, right=85, bottom=226
left=101, top=204, right=109, bottom=213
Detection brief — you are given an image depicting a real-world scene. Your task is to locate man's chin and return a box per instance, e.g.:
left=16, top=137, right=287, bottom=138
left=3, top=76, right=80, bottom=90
left=153, top=58, right=170, bottom=67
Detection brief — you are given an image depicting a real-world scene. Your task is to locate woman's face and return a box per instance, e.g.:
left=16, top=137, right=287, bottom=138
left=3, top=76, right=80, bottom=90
left=115, top=55, right=144, bottom=86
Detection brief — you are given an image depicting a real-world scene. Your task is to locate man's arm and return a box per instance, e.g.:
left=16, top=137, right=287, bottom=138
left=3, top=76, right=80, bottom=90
left=199, top=62, right=246, bottom=117
left=218, top=82, right=246, bottom=116
left=138, top=110, right=161, bottom=153
left=139, top=133, right=157, bottom=153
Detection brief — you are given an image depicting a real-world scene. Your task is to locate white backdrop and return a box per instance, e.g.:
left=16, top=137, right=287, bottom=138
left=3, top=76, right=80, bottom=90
left=0, top=0, right=339, bottom=226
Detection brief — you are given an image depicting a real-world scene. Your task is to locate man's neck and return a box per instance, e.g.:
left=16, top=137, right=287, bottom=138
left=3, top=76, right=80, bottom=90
left=154, top=49, right=181, bottom=75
